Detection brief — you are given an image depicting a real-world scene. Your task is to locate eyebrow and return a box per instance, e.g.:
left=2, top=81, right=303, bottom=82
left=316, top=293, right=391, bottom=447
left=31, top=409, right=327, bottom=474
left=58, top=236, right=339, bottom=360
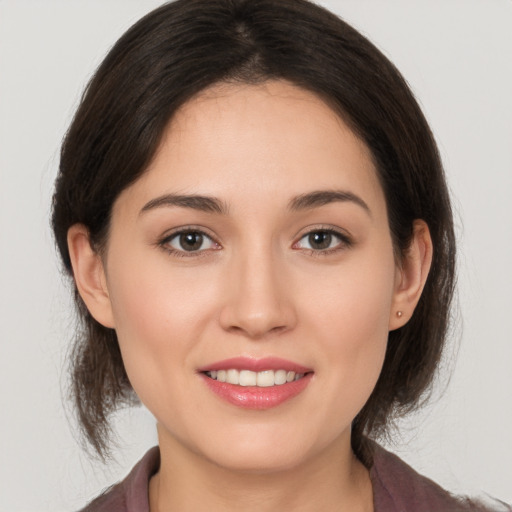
left=289, top=190, right=371, bottom=216
left=140, top=194, right=229, bottom=215
left=140, top=189, right=370, bottom=217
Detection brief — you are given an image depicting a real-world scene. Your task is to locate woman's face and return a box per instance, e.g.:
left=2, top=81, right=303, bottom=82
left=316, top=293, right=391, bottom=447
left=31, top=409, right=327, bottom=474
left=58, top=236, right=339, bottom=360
left=99, top=80, right=402, bottom=472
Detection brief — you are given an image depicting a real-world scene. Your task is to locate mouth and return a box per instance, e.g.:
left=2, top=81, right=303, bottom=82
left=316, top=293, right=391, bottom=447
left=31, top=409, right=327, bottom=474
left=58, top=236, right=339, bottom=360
left=199, top=357, right=313, bottom=409
left=204, top=369, right=307, bottom=387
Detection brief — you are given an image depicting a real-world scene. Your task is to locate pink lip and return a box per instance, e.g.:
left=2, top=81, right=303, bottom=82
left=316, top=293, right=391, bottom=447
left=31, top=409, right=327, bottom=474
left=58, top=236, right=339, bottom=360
left=198, top=356, right=311, bottom=373
left=198, top=357, right=313, bottom=410
left=201, top=373, right=313, bottom=410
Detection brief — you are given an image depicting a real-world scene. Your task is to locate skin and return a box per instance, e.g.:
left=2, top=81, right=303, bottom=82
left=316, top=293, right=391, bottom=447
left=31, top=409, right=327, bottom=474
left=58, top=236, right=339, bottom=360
left=68, top=80, right=432, bottom=511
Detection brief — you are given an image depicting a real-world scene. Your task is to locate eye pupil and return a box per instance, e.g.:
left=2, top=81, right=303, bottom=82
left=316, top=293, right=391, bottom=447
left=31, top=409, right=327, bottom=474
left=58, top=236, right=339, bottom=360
left=180, top=232, right=203, bottom=251
left=309, top=231, right=332, bottom=250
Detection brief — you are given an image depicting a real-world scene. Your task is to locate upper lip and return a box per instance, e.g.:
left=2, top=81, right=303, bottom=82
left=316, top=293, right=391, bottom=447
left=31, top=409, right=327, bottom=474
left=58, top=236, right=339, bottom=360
left=197, top=357, right=312, bottom=373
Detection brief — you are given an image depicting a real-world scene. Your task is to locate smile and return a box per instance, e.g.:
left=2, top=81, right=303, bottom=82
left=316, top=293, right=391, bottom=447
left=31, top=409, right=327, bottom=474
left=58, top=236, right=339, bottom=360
left=200, top=357, right=313, bottom=409
left=205, top=369, right=306, bottom=387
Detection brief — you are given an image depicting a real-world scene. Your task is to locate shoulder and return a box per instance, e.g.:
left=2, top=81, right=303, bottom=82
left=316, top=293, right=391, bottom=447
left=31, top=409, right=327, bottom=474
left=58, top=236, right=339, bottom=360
left=370, top=442, right=511, bottom=512
left=78, top=482, right=126, bottom=512
left=78, top=447, right=160, bottom=512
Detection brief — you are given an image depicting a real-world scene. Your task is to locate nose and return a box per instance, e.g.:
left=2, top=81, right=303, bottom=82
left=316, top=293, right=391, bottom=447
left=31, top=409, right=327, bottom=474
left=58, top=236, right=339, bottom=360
left=219, top=248, right=297, bottom=339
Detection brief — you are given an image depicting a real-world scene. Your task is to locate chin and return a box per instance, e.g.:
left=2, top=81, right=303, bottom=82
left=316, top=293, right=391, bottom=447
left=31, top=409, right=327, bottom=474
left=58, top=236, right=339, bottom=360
left=204, top=442, right=309, bottom=475
left=188, top=421, right=347, bottom=475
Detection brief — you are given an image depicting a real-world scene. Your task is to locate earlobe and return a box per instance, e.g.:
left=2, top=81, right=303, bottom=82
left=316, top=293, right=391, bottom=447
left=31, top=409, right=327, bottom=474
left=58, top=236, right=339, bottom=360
left=389, top=220, right=433, bottom=331
left=67, top=224, right=116, bottom=329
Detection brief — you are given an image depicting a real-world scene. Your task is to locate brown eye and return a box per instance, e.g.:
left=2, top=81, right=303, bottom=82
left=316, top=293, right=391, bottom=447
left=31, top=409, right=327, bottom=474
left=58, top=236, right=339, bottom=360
left=308, top=231, right=332, bottom=250
left=295, top=229, right=351, bottom=253
left=179, top=232, right=204, bottom=251
left=165, top=230, right=217, bottom=253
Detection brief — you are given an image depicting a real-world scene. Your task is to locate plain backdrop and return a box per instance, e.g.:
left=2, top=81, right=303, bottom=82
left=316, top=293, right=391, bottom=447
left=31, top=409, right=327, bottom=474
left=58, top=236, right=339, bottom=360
left=0, top=1, right=511, bottom=510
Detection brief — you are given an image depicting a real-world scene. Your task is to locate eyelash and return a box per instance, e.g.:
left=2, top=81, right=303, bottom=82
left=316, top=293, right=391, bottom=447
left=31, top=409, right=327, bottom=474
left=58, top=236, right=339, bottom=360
left=158, top=226, right=220, bottom=259
left=158, top=226, right=352, bottom=258
left=293, top=227, right=352, bottom=257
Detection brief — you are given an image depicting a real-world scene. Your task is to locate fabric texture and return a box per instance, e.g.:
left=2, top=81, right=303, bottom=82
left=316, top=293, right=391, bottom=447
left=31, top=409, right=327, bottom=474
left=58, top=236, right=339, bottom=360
left=79, top=444, right=511, bottom=511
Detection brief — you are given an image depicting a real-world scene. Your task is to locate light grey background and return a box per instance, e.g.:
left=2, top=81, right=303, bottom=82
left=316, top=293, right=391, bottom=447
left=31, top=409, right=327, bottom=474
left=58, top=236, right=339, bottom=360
left=0, top=1, right=511, bottom=510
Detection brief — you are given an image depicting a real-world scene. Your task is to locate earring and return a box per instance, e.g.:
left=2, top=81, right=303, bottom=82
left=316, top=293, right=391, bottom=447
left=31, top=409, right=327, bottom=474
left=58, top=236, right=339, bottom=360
left=396, top=311, right=403, bottom=318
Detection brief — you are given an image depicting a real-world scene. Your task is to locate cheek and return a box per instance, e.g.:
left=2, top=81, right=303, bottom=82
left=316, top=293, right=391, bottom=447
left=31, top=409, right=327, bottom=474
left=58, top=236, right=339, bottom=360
left=108, top=252, right=211, bottom=337
left=300, top=248, right=396, bottom=406
left=305, top=250, right=395, bottom=342
left=105, top=260, right=188, bottom=379
left=104, top=253, right=224, bottom=401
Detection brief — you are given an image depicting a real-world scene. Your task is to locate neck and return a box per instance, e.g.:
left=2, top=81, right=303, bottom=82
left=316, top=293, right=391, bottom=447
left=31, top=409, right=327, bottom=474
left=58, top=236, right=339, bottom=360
left=149, top=426, right=374, bottom=512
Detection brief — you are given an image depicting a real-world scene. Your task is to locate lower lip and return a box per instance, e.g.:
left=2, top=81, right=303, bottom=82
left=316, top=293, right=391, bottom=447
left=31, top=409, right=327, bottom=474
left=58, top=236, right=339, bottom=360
left=201, top=373, right=313, bottom=410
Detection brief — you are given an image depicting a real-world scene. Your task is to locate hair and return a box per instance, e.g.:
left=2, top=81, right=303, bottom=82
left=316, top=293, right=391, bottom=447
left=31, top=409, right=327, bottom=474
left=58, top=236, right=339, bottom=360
left=52, top=0, right=456, bottom=463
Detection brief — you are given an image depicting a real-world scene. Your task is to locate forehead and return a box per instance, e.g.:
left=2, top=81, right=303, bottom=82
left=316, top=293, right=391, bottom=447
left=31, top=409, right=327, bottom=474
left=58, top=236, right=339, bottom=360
left=115, top=80, right=385, bottom=217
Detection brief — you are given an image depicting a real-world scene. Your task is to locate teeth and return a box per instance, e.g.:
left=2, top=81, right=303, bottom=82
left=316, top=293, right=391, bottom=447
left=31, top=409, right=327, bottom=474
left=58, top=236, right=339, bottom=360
left=239, top=370, right=257, bottom=386
left=274, top=369, right=287, bottom=385
left=256, top=370, right=274, bottom=387
left=206, top=369, right=306, bottom=387
left=226, top=369, right=239, bottom=385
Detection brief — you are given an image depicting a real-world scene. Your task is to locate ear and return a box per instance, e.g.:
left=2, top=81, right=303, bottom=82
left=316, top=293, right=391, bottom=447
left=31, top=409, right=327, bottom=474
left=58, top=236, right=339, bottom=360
left=389, top=219, right=433, bottom=331
left=67, top=224, right=116, bottom=329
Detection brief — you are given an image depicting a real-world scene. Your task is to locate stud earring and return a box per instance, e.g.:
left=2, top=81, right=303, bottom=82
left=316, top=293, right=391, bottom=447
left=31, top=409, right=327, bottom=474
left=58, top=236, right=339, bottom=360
left=396, top=311, right=403, bottom=318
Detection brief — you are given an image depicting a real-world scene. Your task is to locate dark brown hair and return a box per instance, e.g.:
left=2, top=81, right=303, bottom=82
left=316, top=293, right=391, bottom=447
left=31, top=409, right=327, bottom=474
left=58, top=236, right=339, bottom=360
left=52, top=0, right=456, bottom=463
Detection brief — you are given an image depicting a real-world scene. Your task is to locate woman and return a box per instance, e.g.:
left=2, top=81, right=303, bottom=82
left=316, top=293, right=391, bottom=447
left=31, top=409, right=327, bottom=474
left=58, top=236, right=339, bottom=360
left=50, top=0, right=510, bottom=510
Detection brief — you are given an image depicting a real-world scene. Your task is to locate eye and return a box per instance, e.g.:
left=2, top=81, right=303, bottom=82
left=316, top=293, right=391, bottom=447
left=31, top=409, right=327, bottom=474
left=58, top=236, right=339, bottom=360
left=162, top=229, right=219, bottom=255
left=294, top=229, right=351, bottom=252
